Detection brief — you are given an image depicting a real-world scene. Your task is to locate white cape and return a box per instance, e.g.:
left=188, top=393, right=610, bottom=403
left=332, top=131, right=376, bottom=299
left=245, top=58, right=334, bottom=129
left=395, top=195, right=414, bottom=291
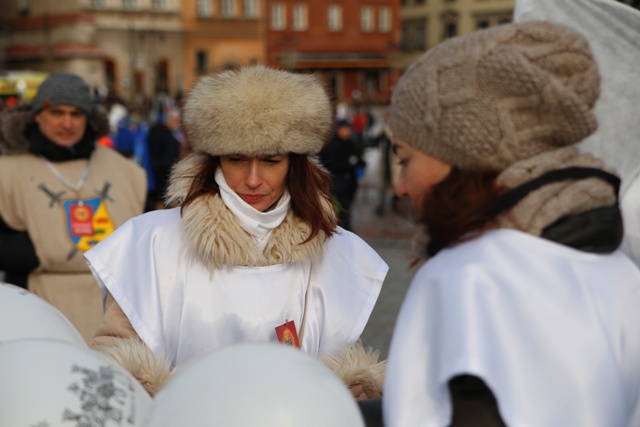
left=85, top=208, right=388, bottom=368
left=383, top=229, right=640, bottom=427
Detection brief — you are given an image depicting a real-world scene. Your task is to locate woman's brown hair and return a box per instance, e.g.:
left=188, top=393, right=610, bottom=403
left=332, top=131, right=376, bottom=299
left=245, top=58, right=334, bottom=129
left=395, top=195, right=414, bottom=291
left=420, top=168, right=505, bottom=256
left=180, top=154, right=337, bottom=243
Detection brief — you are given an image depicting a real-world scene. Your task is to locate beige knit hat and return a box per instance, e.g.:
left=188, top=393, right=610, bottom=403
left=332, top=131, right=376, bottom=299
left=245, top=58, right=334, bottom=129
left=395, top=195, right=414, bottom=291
left=388, top=21, right=601, bottom=172
left=182, top=65, right=332, bottom=157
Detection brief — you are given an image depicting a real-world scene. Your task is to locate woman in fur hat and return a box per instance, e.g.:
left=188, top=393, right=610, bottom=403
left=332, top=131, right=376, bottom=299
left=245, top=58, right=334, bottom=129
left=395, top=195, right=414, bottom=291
left=382, top=22, right=640, bottom=426
left=84, top=65, right=388, bottom=399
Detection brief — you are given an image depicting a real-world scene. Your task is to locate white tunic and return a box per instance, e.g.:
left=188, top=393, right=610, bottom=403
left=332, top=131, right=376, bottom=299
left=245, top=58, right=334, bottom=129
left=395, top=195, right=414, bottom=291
left=85, top=208, right=388, bottom=368
left=383, top=229, right=640, bottom=427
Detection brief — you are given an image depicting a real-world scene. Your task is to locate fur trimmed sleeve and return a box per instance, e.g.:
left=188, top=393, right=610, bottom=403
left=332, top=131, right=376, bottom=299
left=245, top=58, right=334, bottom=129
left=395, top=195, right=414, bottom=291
left=89, top=293, right=171, bottom=396
left=321, top=340, right=386, bottom=400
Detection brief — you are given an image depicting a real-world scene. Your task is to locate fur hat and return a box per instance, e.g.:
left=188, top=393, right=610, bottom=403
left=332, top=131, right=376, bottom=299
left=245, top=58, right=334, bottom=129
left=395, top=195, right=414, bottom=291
left=388, top=21, right=600, bottom=172
left=182, top=65, right=332, bottom=156
left=32, top=72, right=93, bottom=115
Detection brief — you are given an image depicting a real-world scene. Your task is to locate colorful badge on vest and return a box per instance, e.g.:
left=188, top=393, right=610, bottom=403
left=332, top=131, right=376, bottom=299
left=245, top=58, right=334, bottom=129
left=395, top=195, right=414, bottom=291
left=64, top=198, right=115, bottom=252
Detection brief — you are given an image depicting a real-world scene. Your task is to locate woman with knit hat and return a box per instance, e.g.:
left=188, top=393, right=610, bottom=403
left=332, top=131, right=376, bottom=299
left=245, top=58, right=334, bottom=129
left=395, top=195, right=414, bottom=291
left=83, top=65, right=388, bottom=399
left=382, top=22, right=640, bottom=426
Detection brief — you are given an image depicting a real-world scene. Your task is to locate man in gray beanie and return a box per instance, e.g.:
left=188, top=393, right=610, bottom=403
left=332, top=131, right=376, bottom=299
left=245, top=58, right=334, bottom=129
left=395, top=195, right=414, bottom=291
left=0, top=72, right=147, bottom=341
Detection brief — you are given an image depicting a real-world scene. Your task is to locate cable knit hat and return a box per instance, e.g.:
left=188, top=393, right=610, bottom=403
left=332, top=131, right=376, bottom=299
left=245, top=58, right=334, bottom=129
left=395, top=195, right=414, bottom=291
left=388, top=21, right=600, bottom=172
left=182, top=65, right=332, bottom=156
left=32, top=72, right=93, bottom=115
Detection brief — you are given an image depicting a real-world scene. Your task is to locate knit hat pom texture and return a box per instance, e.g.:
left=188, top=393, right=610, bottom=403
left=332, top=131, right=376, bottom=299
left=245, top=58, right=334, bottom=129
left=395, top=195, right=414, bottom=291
left=389, top=21, right=600, bottom=171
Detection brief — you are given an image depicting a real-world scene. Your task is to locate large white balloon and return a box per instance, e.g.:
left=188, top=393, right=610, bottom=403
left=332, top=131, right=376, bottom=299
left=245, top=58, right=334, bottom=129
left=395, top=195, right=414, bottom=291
left=147, top=343, right=366, bottom=427
left=0, top=282, right=86, bottom=347
left=0, top=339, right=152, bottom=426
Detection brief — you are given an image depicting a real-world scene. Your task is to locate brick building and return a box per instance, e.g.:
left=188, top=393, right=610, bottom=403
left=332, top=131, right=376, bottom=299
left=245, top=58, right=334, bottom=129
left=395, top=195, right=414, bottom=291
left=264, top=0, right=402, bottom=105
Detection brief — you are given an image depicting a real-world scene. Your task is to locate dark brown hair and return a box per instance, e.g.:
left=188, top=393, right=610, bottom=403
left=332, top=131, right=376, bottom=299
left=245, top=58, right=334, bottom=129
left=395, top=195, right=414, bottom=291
left=181, top=154, right=337, bottom=243
left=420, top=168, right=505, bottom=256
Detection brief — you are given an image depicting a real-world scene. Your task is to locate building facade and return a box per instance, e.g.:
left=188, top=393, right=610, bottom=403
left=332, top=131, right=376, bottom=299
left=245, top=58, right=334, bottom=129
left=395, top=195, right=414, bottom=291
left=400, top=0, right=514, bottom=68
left=0, top=0, right=185, bottom=102
left=264, top=0, right=402, bottom=105
left=180, top=0, right=265, bottom=92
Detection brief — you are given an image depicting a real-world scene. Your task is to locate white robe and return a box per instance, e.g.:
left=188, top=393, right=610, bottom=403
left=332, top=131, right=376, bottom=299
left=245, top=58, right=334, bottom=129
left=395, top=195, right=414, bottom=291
left=383, top=229, right=640, bottom=427
left=85, top=208, right=388, bottom=368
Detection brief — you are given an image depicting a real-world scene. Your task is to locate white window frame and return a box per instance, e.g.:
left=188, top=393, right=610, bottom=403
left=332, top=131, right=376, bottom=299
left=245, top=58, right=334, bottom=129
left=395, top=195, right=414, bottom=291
left=327, top=4, right=342, bottom=32
left=123, top=0, right=137, bottom=10
left=197, top=0, right=214, bottom=17
left=244, top=0, right=258, bottom=18
left=378, top=6, right=391, bottom=32
left=221, top=0, right=236, bottom=18
left=361, top=6, right=374, bottom=32
left=152, top=0, right=167, bottom=11
left=293, top=3, right=308, bottom=31
left=271, top=3, right=286, bottom=30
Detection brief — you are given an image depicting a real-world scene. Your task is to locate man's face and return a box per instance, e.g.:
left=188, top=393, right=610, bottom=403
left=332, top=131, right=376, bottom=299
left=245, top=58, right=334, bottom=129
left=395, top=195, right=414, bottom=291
left=34, top=105, right=87, bottom=147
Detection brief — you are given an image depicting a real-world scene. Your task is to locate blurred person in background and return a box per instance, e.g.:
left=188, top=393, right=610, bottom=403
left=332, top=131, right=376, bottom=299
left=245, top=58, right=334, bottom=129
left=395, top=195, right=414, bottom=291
left=319, top=119, right=364, bottom=231
left=146, top=106, right=182, bottom=210
left=0, top=72, right=146, bottom=341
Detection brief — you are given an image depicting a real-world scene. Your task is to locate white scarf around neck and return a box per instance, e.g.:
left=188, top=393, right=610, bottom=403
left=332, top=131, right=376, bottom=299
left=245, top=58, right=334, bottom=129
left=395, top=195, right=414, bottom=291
left=215, top=167, right=291, bottom=252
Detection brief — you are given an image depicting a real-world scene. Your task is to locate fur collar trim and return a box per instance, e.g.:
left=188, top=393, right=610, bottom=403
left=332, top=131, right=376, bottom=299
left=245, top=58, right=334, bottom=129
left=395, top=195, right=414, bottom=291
left=0, top=103, right=110, bottom=154
left=166, top=153, right=327, bottom=268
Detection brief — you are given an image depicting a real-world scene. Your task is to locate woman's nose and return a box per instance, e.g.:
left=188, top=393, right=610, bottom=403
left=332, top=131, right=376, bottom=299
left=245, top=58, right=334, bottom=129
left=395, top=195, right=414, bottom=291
left=395, top=178, right=408, bottom=198
left=245, top=162, right=262, bottom=188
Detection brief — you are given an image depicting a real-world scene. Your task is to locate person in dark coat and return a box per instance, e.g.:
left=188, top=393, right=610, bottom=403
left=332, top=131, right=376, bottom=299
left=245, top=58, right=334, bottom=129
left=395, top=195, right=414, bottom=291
left=318, top=119, right=363, bottom=231
left=146, top=113, right=181, bottom=209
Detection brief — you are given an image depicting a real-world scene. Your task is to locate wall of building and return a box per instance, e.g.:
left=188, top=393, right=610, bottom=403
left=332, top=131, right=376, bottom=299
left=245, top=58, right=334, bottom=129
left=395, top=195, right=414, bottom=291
left=400, top=0, right=514, bottom=67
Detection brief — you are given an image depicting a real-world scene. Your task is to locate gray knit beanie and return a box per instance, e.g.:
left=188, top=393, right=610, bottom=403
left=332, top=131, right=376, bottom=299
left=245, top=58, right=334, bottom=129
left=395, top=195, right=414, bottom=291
left=32, top=72, right=93, bottom=115
left=388, top=21, right=600, bottom=172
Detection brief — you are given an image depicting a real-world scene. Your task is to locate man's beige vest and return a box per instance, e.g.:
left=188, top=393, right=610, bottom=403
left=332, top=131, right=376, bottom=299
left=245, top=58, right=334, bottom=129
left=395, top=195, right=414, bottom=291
left=0, top=146, right=146, bottom=340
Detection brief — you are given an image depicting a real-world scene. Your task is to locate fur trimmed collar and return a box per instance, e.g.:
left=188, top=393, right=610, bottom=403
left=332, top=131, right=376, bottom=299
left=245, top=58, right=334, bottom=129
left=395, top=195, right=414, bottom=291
left=166, top=153, right=328, bottom=268
left=0, top=103, right=110, bottom=154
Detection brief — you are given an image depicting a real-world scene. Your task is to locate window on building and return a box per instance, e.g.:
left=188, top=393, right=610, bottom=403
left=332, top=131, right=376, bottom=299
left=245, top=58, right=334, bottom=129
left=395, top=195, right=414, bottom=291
left=379, top=6, right=391, bottom=32
left=92, top=0, right=106, bottom=8
left=17, top=0, right=30, bottom=14
left=244, top=0, right=258, bottom=18
left=271, top=3, right=286, bottom=30
left=476, top=18, right=490, bottom=29
left=123, top=0, right=137, bottom=10
left=328, top=4, right=343, bottom=32
left=222, top=0, right=236, bottom=18
left=415, top=22, right=426, bottom=50
left=152, top=0, right=166, bottom=10
left=196, top=50, right=208, bottom=73
left=442, top=12, right=458, bottom=39
left=292, top=4, right=308, bottom=31
left=401, top=19, right=426, bottom=51
left=361, top=6, right=374, bottom=32
left=197, top=0, right=214, bottom=17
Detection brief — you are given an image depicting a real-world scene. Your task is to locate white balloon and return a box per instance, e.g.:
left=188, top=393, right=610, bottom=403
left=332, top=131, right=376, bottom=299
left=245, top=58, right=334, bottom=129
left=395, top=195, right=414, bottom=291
left=147, top=343, right=366, bottom=427
left=0, top=282, right=86, bottom=347
left=0, top=339, right=152, bottom=426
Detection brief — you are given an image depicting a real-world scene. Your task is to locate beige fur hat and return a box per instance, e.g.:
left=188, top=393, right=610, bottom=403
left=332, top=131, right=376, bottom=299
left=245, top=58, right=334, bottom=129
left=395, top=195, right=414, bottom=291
left=388, top=21, right=600, bottom=172
left=182, top=65, right=332, bottom=156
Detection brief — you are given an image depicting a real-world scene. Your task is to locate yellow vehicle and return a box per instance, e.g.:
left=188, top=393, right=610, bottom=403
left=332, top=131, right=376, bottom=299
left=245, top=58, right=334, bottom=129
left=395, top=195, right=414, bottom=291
left=0, top=70, right=49, bottom=103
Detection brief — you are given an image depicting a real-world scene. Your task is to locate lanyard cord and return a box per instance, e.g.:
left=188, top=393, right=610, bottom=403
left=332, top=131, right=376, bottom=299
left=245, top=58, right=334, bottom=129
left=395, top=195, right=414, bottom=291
left=42, top=157, right=92, bottom=197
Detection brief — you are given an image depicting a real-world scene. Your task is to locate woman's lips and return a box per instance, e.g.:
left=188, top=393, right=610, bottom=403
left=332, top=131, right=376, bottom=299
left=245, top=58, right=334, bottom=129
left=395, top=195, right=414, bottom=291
left=240, top=194, right=264, bottom=203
